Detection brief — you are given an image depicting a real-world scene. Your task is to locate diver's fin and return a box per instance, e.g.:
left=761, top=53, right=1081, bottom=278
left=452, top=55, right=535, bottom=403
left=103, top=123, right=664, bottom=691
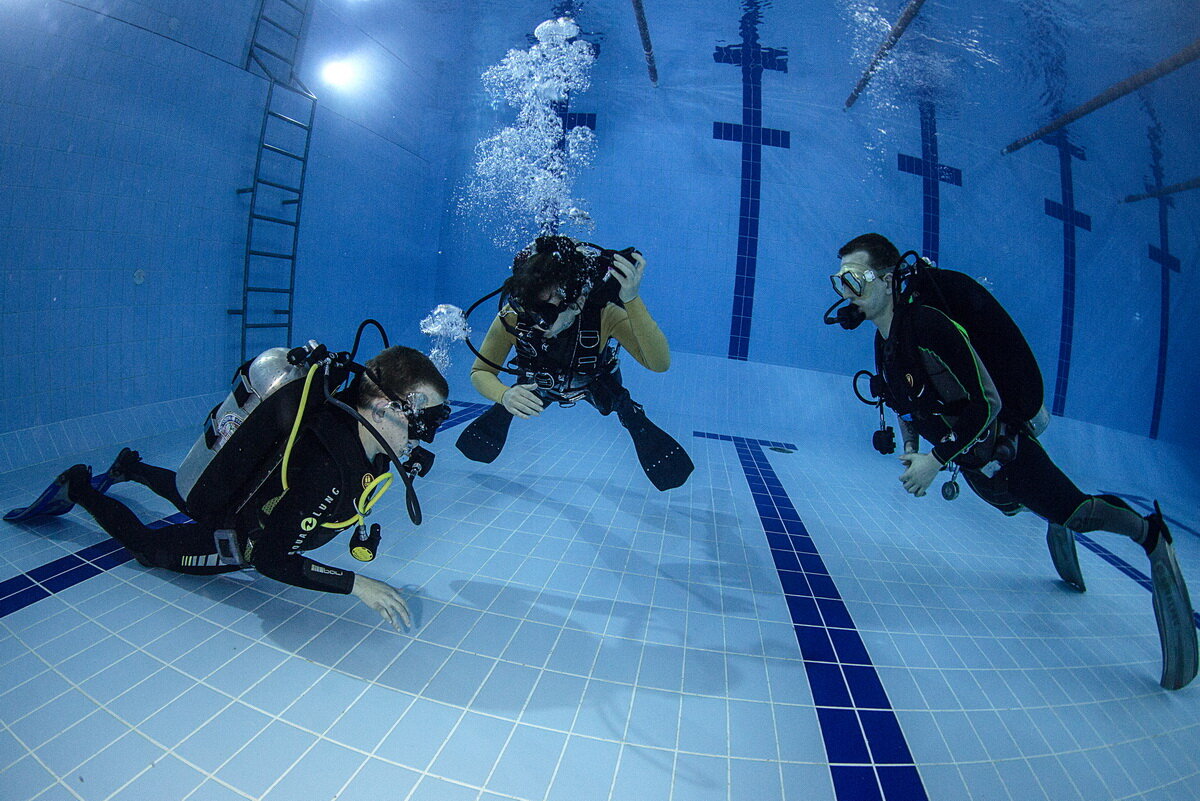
left=4, top=469, right=112, bottom=521
left=455, top=404, right=513, bottom=464
left=1046, top=523, right=1086, bottom=592
left=1145, top=503, right=1198, bottom=690
left=626, top=419, right=694, bottom=491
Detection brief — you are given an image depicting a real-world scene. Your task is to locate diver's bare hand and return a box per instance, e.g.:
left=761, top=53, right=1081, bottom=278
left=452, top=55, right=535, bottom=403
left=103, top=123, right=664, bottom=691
left=351, top=575, right=411, bottom=631
left=502, top=384, right=544, bottom=418
left=609, top=250, right=646, bottom=303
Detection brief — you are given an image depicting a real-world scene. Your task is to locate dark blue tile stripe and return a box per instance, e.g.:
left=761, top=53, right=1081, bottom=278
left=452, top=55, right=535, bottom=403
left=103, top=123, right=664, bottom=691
left=712, top=1, right=789, bottom=362
left=1041, top=130, right=1090, bottom=417
left=1145, top=125, right=1180, bottom=440
left=0, top=406, right=491, bottom=619
left=695, top=430, right=928, bottom=801
left=896, top=100, right=960, bottom=266
left=1074, top=533, right=1200, bottom=630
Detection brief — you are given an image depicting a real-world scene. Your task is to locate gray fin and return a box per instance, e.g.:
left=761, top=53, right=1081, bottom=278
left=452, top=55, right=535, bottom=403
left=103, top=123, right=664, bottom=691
left=1148, top=533, right=1198, bottom=690
left=1046, top=523, right=1086, bottom=592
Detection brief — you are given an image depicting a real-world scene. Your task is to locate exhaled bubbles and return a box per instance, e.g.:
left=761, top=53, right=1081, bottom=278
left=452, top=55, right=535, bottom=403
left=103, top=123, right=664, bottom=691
left=459, top=17, right=597, bottom=249
left=420, top=304, right=471, bottom=373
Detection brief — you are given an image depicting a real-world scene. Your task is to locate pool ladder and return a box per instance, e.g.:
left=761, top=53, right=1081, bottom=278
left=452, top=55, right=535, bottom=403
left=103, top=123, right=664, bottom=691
left=230, top=0, right=316, bottom=362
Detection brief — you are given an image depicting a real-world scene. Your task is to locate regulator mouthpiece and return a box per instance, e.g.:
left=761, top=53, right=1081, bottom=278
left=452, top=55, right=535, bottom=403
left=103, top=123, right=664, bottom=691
left=823, top=298, right=866, bottom=330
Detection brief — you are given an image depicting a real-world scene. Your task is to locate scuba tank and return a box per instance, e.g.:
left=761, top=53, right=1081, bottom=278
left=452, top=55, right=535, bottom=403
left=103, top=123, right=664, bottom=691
left=175, top=341, right=342, bottom=530
left=175, top=321, right=436, bottom=532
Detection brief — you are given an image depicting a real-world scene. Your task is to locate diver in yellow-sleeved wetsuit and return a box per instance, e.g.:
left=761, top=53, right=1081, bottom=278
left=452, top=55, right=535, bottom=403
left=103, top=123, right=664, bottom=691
left=456, top=235, right=693, bottom=491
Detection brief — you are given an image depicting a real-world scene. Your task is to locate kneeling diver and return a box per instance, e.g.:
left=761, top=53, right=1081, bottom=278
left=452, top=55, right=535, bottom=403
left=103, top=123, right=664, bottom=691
left=16, top=340, right=449, bottom=630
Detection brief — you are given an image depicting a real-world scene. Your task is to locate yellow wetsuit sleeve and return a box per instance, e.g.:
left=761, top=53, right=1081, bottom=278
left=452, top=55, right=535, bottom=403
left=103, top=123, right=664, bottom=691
left=603, top=297, right=670, bottom=372
left=469, top=311, right=518, bottom=404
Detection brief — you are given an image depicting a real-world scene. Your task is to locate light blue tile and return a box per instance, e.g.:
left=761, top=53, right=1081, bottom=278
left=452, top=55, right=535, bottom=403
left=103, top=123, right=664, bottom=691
left=521, top=670, right=587, bottom=731
left=2, top=754, right=56, bottom=800
left=36, top=710, right=127, bottom=775
left=375, top=697, right=462, bottom=770
left=637, top=644, right=685, bottom=691
left=139, top=683, right=230, bottom=748
left=70, top=731, right=164, bottom=801
left=175, top=702, right=270, bottom=772
left=8, top=687, right=96, bottom=749
left=376, top=640, right=452, bottom=694
left=470, top=660, right=539, bottom=715
left=178, top=779, right=248, bottom=801
left=486, top=724, right=566, bottom=800
left=409, top=774, right=479, bottom=801
left=79, top=649, right=161, bottom=704
left=338, top=757, right=421, bottom=801
left=781, top=761, right=834, bottom=801
left=611, top=744, right=673, bottom=801
left=325, top=684, right=414, bottom=752
left=260, top=740, right=366, bottom=801
left=206, top=642, right=289, bottom=697
left=672, top=753, right=729, bottom=801
left=423, top=649, right=495, bottom=707
left=280, top=668, right=366, bottom=734
left=545, top=627, right=601, bottom=676
left=731, top=757, right=784, bottom=801
left=429, top=711, right=514, bottom=787
left=682, top=648, right=728, bottom=696
left=502, top=620, right=561, bottom=668
left=590, top=636, right=643, bottom=684
left=241, top=657, right=325, bottom=714
left=108, top=754, right=205, bottom=801
left=219, top=720, right=317, bottom=799
left=625, top=687, right=681, bottom=750
left=546, top=735, right=620, bottom=801
left=728, top=700, right=777, bottom=759
left=678, top=694, right=728, bottom=756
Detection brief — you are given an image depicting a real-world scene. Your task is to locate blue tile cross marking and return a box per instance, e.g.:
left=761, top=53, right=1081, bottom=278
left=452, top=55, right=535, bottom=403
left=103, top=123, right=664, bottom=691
left=0, top=402, right=492, bottom=619
left=695, top=431, right=928, bottom=801
left=1042, top=129, right=1091, bottom=417
left=1144, top=124, right=1180, bottom=440
left=712, top=0, right=790, bottom=362
left=897, top=99, right=961, bottom=265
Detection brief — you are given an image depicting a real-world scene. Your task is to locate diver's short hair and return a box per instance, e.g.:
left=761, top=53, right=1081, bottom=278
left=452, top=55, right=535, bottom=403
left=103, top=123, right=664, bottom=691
left=360, top=346, right=448, bottom=403
left=503, top=235, right=584, bottom=309
left=838, top=233, right=901, bottom=273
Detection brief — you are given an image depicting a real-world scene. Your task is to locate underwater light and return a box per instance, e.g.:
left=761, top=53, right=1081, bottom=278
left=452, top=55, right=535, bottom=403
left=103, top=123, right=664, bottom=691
left=321, top=59, right=358, bottom=88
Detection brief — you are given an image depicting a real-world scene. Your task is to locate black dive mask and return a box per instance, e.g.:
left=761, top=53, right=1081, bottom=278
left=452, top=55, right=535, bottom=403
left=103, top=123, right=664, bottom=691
left=405, top=401, right=451, bottom=443
left=823, top=297, right=867, bottom=330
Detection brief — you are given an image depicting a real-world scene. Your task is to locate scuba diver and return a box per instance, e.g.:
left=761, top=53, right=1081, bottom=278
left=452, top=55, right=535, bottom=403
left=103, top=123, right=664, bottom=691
left=825, top=232, right=1197, bottom=690
left=455, top=235, right=693, bottom=491
left=27, top=340, right=450, bottom=631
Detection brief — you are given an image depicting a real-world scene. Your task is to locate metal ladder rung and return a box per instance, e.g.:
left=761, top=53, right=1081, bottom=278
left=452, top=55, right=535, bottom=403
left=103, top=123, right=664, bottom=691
left=267, top=110, right=310, bottom=130
left=262, top=15, right=300, bottom=38
left=249, top=250, right=295, bottom=259
left=251, top=213, right=298, bottom=226
left=248, top=51, right=280, bottom=83
left=252, top=42, right=292, bottom=66
left=256, top=177, right=301, bottom=193
left=262, top=143, right=304, bottom=160
left=247, top=286, right=291, bottom=293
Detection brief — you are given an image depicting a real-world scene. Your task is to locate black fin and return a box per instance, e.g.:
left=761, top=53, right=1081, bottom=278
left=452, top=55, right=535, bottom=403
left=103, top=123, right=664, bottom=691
left=626, top=419, right=695, bottom=491
left=455, top=404, right=513, bottom=464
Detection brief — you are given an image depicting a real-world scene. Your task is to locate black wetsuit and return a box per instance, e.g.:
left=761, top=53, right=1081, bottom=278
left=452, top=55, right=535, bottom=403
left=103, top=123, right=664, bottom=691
left=876, top=303, right=1091, bottom=525
left=73, top=406, right=380, bottom=594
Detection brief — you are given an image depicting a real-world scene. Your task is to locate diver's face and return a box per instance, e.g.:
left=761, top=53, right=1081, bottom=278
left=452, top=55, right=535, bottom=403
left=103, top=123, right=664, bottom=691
left=537, top=285, right=585, bottom=338
left=835, top=251, right=891, bottom=319
left=364, top=384, right=447, bottom=461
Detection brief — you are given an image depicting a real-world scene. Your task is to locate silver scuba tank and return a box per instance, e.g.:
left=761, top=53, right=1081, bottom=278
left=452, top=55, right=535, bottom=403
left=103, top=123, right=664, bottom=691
left=175, top=347, right=307, bottom=504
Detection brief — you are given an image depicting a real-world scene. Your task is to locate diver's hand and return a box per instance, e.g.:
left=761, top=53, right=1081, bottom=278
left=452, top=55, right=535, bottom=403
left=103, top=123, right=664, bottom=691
left=898, top=452, right=942, bottom=497
left=609, top=250, right=646, bottom=303
left=502, top=384, right=544, bottom=419
left=351, top=575, right=411, bottom=631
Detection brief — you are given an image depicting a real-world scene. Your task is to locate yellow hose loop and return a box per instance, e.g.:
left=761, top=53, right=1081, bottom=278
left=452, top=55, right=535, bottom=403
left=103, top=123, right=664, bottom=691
left=281, top=364, right=321, bottom=492
left=322, top=471, right=393, bottom=529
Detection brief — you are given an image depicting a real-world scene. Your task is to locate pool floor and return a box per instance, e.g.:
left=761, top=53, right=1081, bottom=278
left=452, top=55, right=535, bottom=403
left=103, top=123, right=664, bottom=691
left=2, top=354, right=1197, bottom=801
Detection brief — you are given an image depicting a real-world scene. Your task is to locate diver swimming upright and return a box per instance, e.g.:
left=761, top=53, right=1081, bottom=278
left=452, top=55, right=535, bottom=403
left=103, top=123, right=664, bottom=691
left=456, top=235, right=693, bottom=491
left=827, top=232, right=1197, bottom=690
